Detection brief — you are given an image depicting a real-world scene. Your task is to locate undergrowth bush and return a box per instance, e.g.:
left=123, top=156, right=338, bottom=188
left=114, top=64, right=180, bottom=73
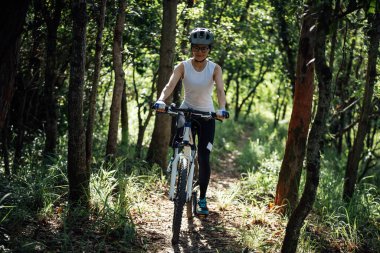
left=0, top=150, right=165, bottom=251
left=218, top=116, right=380, bottom=252
left=312, top=149, right=380, bottom=252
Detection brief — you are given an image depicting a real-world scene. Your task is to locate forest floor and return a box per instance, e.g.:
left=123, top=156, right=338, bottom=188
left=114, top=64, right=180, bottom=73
left=132, top=152, right=249, bottom=253
left=2, top=126, right=288, bottom=252
left=4, top=149, right=281, bottom=253
left=129, top=141, right=286, bottom=252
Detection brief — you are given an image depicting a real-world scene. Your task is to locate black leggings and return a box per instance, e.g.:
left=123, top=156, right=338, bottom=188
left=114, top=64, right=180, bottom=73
left=173, top=116, right=215, bottom=199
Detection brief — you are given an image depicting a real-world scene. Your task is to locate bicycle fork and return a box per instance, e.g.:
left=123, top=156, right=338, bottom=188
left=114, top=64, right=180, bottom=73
left=168, top=123, right=197, bottom=202
left=168, top=148, right=179, bottom=200
left=168, top=147, right=197, bottom=201
left=186, top=150, right=197, bottom=202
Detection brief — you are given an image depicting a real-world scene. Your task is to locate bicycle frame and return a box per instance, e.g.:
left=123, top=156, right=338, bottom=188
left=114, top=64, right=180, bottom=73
left=168, top=120, right=197, bottom=202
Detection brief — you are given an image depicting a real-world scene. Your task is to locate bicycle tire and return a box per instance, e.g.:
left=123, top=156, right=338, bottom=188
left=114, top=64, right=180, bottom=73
left=186, top=161, right=196, bottom=219
left=171, top=158, right=188, bottom=245
left=186, top=196, right=192, bottom=218
left=192, top=191, right=197, bottom=216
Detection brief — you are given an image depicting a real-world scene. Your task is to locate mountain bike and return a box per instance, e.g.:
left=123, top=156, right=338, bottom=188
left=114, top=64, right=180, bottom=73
left=153, top=104, right=222, bottom=245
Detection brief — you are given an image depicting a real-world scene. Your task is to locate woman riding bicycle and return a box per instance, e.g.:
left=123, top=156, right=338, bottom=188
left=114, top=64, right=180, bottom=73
left=154, top=28, right=228, bottom=216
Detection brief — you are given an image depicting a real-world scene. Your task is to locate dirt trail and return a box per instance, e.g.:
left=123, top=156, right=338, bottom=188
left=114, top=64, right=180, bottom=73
left=132, top=150, right=246, bottom=253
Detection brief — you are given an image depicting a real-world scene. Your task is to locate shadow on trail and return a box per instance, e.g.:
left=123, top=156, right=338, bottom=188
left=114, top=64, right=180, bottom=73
left=172, top=211, right=242, bottom=253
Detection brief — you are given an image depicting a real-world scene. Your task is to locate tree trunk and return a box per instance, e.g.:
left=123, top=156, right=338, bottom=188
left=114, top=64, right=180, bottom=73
left=106, top=0, right=126, bottom=158
left=273, top=84, right=282, bottom=127
left=171, top=8, right=192, bottom=143
left=12, top=5, right=43, bottom=172
left=12, top=80, right=27, bottom=174
left=334, top=27, right=357, bottom=155
left=274, top=2, right=316, bottom=213
left=121, top=80, right=129, bottom=147
left=234, top=76, right=241, bottom=121
left=0, top=0, right=29, bottom=131
left=343, top=7, right=380, bottom=201
left=68, top=0, right=89, bottom=208
left=1, top=117, right=10, bottom=175
left=86, top=0, right=106, bottom=171
left=281, top=2, right=332, bottom=251
left=328, top=0, right=340, bottom=70
left=41, top=0, right=64, bottom=161
left=99, top=72, right=113, bottom=122
left=146, top=0, right=178, bottom=169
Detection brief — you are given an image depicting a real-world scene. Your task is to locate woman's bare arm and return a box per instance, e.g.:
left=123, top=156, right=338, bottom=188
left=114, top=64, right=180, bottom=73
left=158, top=63, right=184, bottom=102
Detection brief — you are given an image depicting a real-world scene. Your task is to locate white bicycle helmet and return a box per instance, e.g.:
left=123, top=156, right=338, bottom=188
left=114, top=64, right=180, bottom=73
left=189, top=28, right=214, bottom=45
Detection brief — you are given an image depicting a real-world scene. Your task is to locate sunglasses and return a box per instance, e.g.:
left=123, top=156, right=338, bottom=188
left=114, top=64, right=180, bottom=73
left=192, top=46, right=209, bottom=52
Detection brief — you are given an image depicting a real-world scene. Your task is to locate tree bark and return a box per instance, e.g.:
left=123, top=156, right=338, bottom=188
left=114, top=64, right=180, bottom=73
left=12, top=78, right=27, bottom=174
left=281, top=2, right=332, bottom=251
left=12, top=8, right=43, bottom=171
left=106, top=0, right=126, bottom=158
left=68, top=0, right=89, bottom=208
left=121, top=80, right=129, bottom=147
left=234, top=77, right=240, bottom=121
left=0, top=0, right=29, bottom=131
left=274, top=2, right=316, bottom=213
left=328, top=0, right=340, bottom=70
left=343, top=6, right=380, bottom=201
left=146, top=0, right=178, bottom=169
left=171, top=2, right=192, bottom=142
left=86, top=0, right=107, bottom=171
left=1, top=117, right=10, bottom=175
left=40, top=0, right=64, bottom=161
left=334, top=26, right=357, bottom=155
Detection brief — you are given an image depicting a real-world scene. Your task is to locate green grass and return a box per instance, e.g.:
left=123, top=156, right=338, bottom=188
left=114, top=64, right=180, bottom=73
left=213, top=115, right=380, bottom=252
left=1, top=108, right=379, bottom=252
left=0, top=151, right=165, bottom=252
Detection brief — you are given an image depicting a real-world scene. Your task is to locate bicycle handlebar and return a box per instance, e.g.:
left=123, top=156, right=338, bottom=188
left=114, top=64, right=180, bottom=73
left=151, top=104, right=224, bottom=120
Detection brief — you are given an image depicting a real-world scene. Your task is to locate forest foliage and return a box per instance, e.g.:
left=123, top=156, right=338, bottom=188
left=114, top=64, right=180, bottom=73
left=0, top=0, right=379, bottom=252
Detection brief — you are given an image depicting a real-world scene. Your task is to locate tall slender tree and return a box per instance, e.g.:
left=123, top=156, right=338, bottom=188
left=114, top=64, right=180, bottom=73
left=0, top=0, right=30, bottom=131
left=68, top=0, right=88, bottom=208
left=106, top=0, right=126, bottom=159
left=86, top=0, right=107, bottom=171
left=343, top=2, right=380, bottom=201
left=171, top=0, right=193, bottom=142
left=12, top=3, right=44, bottom=173
left=146, top=0, right=178, bottom=169
left=120, top=80, right=129, bottom=147
left=274, top=1, right=316, bottom=213
left=39, top=0, right=64, bottom=161
left=282, top=1, right=333, bottom=251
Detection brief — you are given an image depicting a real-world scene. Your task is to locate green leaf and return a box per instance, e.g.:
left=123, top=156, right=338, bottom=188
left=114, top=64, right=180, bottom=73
left=367, top=0, right=376, bottom=14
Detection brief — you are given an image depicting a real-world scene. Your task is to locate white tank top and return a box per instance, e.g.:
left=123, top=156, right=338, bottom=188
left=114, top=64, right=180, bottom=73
left=180, top=58, right=216, bottom=112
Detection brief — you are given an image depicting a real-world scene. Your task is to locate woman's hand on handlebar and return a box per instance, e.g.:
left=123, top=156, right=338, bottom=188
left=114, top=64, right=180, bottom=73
left=216, top=109, right=229, bottom=121
left=153, top=100, right=166, bottom=113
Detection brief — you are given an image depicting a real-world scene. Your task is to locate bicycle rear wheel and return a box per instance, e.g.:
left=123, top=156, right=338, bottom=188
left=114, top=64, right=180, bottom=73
left=171, top=158, right=188, bottom=245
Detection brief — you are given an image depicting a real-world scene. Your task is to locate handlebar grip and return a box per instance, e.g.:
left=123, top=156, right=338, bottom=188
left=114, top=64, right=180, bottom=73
left=151, top=102, right=169, bottom=112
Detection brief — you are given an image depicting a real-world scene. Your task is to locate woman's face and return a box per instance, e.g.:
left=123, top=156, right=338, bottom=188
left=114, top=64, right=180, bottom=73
left=191, top=44, right=210, bottom=61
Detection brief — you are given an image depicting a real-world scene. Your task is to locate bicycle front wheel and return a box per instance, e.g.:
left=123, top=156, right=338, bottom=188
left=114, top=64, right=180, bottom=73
left=171, top=158, right=188, bottom=245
